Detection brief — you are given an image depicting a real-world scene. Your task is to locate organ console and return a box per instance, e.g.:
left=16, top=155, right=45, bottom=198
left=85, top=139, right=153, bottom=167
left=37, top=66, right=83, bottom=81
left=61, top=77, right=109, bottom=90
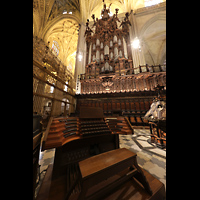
left=41, top=107, right=134, bottom=180
left=42, top=107, right=133, bottom=150
left=37, top=107, right=165, bottom=200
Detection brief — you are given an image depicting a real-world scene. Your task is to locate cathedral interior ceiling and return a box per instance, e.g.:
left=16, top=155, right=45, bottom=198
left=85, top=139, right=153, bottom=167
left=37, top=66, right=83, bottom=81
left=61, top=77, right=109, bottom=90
left=44, top=18, right=79, bottom=74
left=33, top=0, right=166, bottom=74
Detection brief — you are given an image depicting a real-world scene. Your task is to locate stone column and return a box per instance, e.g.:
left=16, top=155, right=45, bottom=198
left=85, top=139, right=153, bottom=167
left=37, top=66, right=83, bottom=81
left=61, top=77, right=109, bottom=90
left=129, top=12, right=146, bottom=71
left=74, top=22, right=87, bottom=94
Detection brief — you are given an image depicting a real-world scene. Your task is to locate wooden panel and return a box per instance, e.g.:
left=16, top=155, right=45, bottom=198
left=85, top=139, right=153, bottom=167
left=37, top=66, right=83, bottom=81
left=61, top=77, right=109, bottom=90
left=130, top=102, right=135, bottom=110
left=140, top=101, right=145, bottom=111
left=135, top=101, right=140, bottom=111
left=112, top=102, right=116, bottom=110
left=125, top=101, right=130, bottom=110
left=130, top=116, right=136, bottom=123
left=136, top=116, right=142, bottom=123
left=99, top=102, right=103, bottom=108
left=103, top=102, right=107, bottom=110
left=79, top=148, right=136, bottom=179
left=121, top=102, right=125, bottom=110
left=108, top=102, right=112, bottom=110
left=37, top=160, right=165, bottom=200
left=116, top=103, right=120, bottom=110
left=80, top=107, right=104, bottom=118
left=144, top=100, right=150, bottom=110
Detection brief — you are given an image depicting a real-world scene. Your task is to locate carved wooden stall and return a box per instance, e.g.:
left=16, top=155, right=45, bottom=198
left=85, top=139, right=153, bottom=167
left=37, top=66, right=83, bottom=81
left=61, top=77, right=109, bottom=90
left=75, top=89, right=166, bottom=127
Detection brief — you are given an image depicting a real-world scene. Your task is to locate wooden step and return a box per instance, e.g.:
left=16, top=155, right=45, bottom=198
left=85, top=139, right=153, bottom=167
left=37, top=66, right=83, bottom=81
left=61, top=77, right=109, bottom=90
left=76, top=148, right=152, bottom=200
left=36, top=164, right=166, bottom=200
left=79, top=148, right=137, bottom=180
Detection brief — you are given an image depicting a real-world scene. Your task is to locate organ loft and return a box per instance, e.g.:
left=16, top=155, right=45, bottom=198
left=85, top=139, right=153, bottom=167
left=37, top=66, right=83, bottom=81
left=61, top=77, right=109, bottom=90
left=33, top=1, right=166, bottom=200
left=79, top=1, right=165, bottom=94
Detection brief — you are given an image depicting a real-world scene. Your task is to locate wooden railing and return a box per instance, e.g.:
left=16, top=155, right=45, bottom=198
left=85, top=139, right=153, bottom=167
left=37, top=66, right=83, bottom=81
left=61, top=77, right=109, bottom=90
left=80, top=64, right=166, bottom=80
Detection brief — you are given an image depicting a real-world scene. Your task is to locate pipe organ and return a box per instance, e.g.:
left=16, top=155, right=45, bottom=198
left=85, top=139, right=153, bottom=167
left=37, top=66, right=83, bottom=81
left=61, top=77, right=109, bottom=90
left=80, top=2, right=166, bottom=95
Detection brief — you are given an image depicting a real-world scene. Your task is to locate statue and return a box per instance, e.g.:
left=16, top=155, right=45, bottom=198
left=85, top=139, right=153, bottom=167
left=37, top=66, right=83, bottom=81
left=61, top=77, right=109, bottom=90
left=91, top=14, right=101, bottom=34
left=119, top=12, right=131, bottom=33
left=101, top=2, right=112, bottom=20
left=84, top=19, right=94, bottom=38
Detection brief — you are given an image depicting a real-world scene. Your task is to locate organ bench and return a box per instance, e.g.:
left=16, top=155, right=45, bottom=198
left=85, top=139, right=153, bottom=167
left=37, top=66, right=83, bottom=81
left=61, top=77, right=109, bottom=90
left=75, top=148, right=152, bottom=200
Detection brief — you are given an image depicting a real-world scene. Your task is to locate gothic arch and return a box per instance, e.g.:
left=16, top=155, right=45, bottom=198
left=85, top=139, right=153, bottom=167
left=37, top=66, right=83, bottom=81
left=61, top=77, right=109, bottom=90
left=139, top=13, right=166, bottom=38
left=139, top=14, right=166, bottom=65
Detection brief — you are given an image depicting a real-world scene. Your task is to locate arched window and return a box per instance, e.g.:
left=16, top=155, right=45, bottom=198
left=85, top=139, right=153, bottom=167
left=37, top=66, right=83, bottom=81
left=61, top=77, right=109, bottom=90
left=67, top=61, right=73, bottom=72
left=61, top=99, right=70, bottom=113
left=50, top=83, right=55, bottom=93
left=51, top=40, right=60, bottom=56
left=64, top=81, right=68, bottom=92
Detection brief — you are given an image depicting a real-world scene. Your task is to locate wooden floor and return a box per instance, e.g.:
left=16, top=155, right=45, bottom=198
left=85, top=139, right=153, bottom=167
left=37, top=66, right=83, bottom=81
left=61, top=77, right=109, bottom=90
left=36, top=164, right=165, bottom=200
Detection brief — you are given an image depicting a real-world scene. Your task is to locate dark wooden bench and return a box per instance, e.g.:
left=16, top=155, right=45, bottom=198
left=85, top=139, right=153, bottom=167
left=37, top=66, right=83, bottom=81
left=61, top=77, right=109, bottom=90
left=76, top=148, right=152, bottom=200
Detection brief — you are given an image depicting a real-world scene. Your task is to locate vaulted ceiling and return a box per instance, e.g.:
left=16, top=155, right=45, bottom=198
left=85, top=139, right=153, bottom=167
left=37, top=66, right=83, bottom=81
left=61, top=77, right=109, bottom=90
left=33, top=0, right=147, bottom=36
